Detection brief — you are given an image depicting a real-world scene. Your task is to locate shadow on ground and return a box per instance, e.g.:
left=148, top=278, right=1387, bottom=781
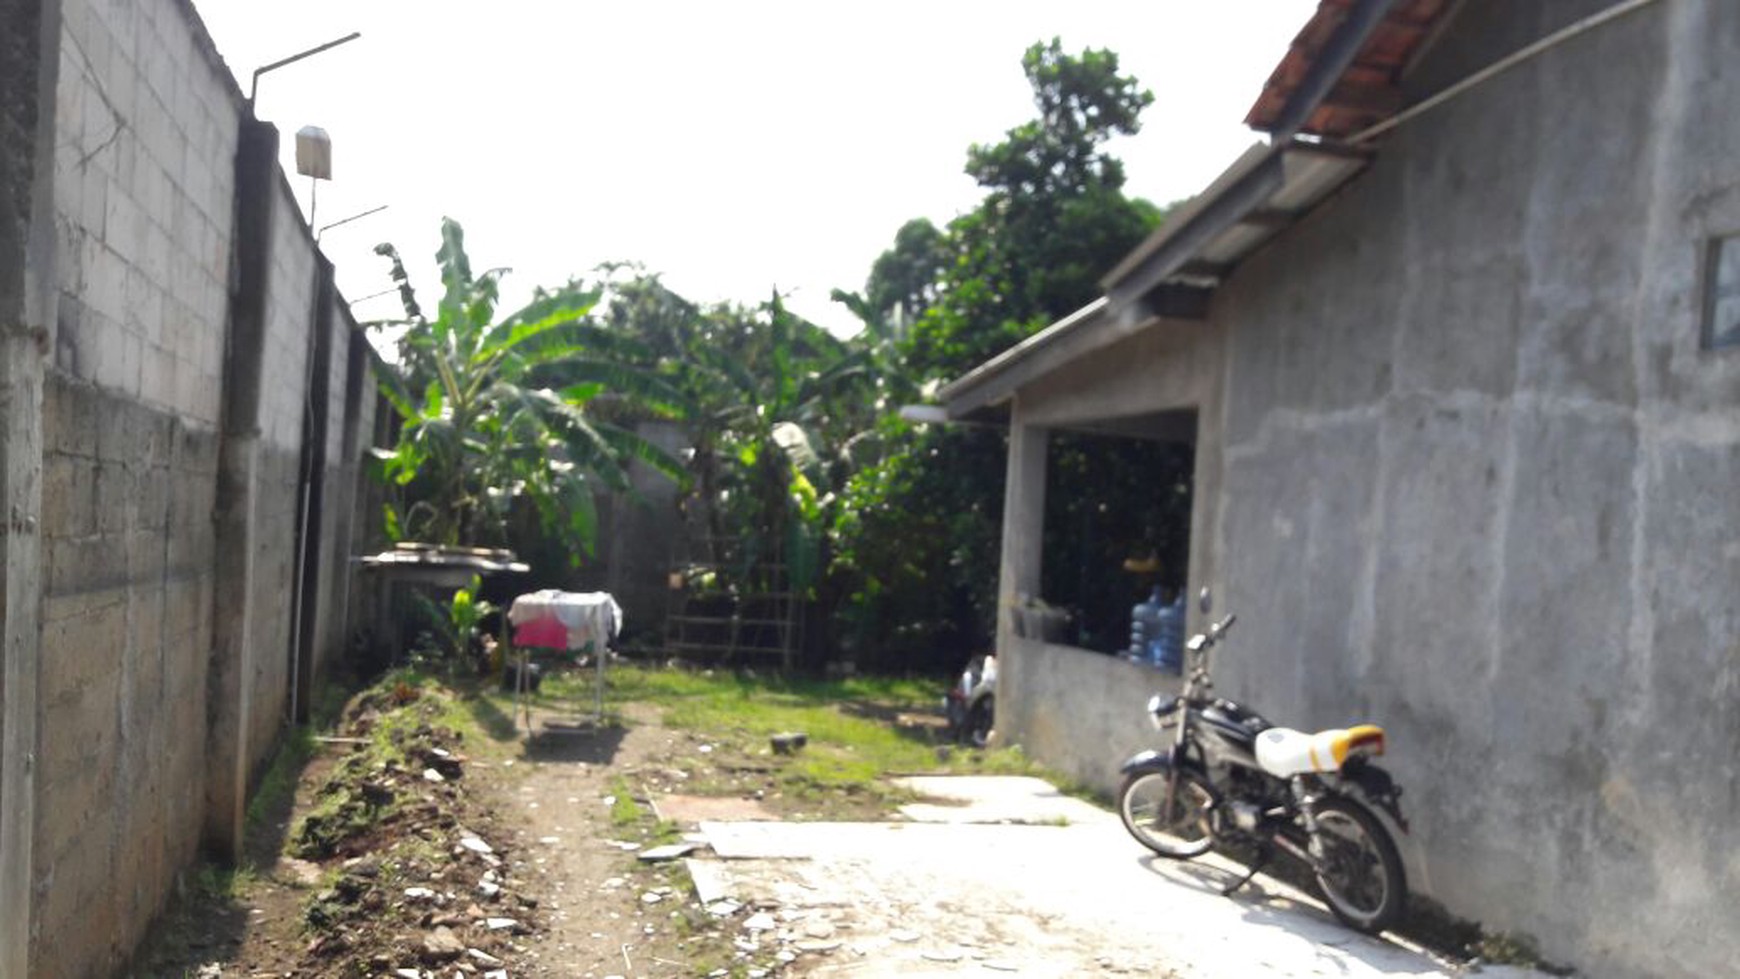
left=520, top=722, right=629, bottom=764
left=464, top=690, right=521, bottom=742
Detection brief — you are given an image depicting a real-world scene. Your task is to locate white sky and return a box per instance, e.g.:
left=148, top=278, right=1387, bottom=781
left=188, top=1, right=1315, bottom=335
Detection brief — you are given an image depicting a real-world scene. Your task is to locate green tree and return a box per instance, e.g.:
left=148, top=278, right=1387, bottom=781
left=369, top=219, right=684, bottom=562
left=590, top=272, right=899, bottom=602
left=831, top=39, right=1168, bottom=670
left=861, top=218, right=948, bottom=334
left=902, top=37, right=1160, bottom=380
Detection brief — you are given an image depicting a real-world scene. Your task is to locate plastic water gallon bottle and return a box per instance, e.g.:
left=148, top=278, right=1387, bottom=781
left=1154, top=592, right=1185, bottom=674
left=1130, top=587, right=1163, bottom=663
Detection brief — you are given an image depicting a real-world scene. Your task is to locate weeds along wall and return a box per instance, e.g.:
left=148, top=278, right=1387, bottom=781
left=0, top=0, right=381, bottom=975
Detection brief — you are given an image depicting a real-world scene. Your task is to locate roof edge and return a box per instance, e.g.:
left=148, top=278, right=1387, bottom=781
left=937, top=298, right=1108, bottom=411
left=1101, top=142, right=1274, bottom=290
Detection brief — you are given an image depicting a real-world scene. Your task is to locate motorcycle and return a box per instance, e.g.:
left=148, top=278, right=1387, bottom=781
left=1116, top=591, right=1410, bottom=933
left=943, top=654, right=996, bottom=748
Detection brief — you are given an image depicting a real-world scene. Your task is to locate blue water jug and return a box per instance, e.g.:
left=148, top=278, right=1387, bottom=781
left=1123, top=587, right=1159, bottom=671
left=1153, top=593, right=1185, bottom=674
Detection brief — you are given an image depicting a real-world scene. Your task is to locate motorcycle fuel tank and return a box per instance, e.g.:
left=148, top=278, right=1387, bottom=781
left=1196, top=698, right=1273, bottom=768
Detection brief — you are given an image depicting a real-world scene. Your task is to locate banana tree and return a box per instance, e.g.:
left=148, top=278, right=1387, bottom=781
left=615, top=287, right=871, bottom=598
left=368, top=218, right=685, bottom=562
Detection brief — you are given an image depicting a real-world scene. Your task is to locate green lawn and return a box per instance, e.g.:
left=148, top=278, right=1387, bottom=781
left=519, top=662, right=1046, bottom=818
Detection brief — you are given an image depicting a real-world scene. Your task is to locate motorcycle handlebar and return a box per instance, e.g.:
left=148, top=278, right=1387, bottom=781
left=1181, top=615, right=1237, bottom=699
left=1188, top=614, right=1238, bottom=652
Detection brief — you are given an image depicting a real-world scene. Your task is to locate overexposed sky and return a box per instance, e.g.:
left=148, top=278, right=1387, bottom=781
left=189, top=1, right=1314, bottom=334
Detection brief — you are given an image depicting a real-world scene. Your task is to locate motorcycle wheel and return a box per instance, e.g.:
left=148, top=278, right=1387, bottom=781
left=965, top=696, right=994, bottom=748
left=1310, top=797, right=1407, bottom=933
left=1118, top=768, right=1215, bottom=859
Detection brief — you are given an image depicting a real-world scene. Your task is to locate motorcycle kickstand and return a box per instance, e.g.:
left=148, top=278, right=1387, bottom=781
left=1221, top=846, right=1273, bottom=897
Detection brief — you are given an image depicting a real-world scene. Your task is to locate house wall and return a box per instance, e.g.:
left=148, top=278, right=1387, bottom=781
left=1215, top=4, right=1738, bottom=975
left=997, top=2, right=1739, bottom=977
left=3, top=0, right=380, bottom=975
left=995, top=636, right=1183, bottom=793
left=996, top=319, right=1227, bottom=788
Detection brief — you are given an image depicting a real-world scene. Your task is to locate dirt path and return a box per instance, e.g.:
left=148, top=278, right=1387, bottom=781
left=500, top=702, right=724, bottom=978
left=135, top=683, right=1529, bottom=979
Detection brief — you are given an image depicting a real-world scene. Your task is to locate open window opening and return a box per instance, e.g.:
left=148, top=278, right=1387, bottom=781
left=1038, top=408, right=1196, bottom=655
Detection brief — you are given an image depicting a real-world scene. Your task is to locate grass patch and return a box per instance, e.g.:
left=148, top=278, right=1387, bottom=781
left=244, top=676, right=355, bottom=841
left=244, top=725, right=317, bottom=838
left=193, top=863, right=259, bottom=902
left=606, top=775, right=643, bottom=828
left=534, top=662, right=1057, bottom=820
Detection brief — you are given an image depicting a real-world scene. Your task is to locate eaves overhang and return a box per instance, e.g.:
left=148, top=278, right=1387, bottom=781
left=1246, top=0, right=1459, bottom=141
left=938, top=138, right=1369, bottom=422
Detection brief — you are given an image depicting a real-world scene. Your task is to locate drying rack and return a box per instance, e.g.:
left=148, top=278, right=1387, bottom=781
left=506, top=590, right=621, bottom=734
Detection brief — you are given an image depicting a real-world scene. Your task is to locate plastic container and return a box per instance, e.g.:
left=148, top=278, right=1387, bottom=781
left=1130, top=587, right=1184, bottom=674
left=1154, top=593, right=1185, bottom=674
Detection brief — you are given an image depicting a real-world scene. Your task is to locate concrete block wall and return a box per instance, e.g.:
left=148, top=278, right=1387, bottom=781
left=35, top=382, right=220, bottom=977
left=302, top=285, right=365, bottom=705
left=243, top=175, right=315, bottom=757
left=51, top=0, right=233, bottom=424
left=32, top=0, right=240, bottom=973
left=5, top=0, right=383, bottom=975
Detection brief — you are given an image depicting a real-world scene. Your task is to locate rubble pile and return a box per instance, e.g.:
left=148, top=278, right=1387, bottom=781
left=280, top=683, right=544, bottom=978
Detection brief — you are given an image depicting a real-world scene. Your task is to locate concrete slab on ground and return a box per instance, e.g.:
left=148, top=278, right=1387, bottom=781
left=894, top=775, right=1107, bottom=825
left=686, top=776, right=1543, bottom=978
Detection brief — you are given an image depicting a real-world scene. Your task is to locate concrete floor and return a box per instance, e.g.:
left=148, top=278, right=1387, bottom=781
left=683, top=776, right=1542, bottom=978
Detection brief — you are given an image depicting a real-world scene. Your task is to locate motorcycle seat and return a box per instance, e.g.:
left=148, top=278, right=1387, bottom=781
left=1254, top=724, right=1385, bottom=778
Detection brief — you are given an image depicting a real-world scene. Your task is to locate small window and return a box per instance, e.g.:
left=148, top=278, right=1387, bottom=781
left=1703, top=234, right=1740, bottom=350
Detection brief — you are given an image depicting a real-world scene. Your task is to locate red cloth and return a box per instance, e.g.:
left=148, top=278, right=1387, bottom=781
left=512, top=616, right=568, bottom=649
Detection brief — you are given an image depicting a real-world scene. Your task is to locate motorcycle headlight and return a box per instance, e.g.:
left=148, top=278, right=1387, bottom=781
left=1146, top=695, right=1180, bottom=730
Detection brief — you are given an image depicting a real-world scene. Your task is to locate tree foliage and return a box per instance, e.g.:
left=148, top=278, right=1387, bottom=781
left=897, top=37, right=1160, bottom=381
left=830, top=39, right=1169, bottom=669
left=590, top=270, right=907, bottom=600
left=368, top=219, right=684, bottom=563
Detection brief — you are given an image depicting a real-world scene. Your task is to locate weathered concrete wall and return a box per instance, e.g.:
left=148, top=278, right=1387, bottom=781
left=7, top=0, right=381, bottom=975
left=31, top=0, right=240, bottom=972
left=1211, top=4, right=1738, bottom=976
left=1, top=1, right=61, bottom=974
left=35, top=382, right=220, bottom=976
left=589, top=420, right=687, bottom=643
left=996, top=637, right=1182, bottom=794
left=245, top=174, right=314, bottom=753
left=995, top=3, right=1739, bottom=977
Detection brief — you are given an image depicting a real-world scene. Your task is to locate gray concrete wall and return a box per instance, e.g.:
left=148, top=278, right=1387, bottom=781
left=244, top=173, right=314, bottom=755
left=994, top=3, right=1739, bottom=977
left=8, top=0, right=381, bottom=974
left=1, top=1, right=61, bottom=974
left=32, top=0, right=241, bottom=971
left=996, top=637, right=1182, bottom=795
left=592, top=419, right=687, bottom=643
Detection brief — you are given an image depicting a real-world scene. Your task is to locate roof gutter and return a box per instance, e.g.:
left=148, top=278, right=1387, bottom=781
left=936, top=297, right=1108, bottom=413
